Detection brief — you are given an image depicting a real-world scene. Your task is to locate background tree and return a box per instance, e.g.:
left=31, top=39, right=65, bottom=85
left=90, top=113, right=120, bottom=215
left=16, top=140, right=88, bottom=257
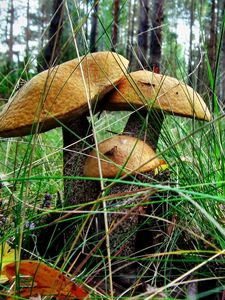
left=220, top=0, right=225, bottom=109
left=149, top=0, right=164, bottom=72
left=38, top=0, right=64, bottom=71
left=208, top=0, right=217, bottom=76
left=137, top=0, right=149, bottom=69
left=7, top=0, right=15, bottom=64
left=111, top=0, right=120, bottom=50
left=89, top=0, right=99, bottom=52
left=188, top=0, right=194, bottom=85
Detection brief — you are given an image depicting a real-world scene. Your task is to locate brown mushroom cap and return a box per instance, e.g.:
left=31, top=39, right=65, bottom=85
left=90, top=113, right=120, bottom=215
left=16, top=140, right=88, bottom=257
left=0, top=57, right=211, bottom=138
left=84, top=135, right=163, bottom=178
left=105, top=70, right=211, bottom=121
left=0, top=52, right=129, bottom=137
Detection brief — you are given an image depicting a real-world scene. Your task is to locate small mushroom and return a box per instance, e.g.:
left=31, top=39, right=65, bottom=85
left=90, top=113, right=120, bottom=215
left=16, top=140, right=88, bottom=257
left=84, top=135, right=163, bottom=178
left=83, top=135, right=166, bottom=267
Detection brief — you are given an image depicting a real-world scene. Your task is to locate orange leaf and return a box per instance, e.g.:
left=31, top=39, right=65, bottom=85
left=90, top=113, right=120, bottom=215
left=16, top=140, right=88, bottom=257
left=3, top=260, right=89, bottom=300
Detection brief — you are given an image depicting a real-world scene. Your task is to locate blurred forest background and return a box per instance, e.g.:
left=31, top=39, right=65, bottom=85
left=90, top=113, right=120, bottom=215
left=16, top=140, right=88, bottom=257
left=0, top=0, right=224, bottom=112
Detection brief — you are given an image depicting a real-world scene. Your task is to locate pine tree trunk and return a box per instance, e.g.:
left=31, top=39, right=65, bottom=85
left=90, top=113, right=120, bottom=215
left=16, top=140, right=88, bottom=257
left=197, top=1, right=205, bottom=94
left=89, top=0, right=99, bottom=52
left=126, top=0, right=132, bottom=59
left=221, top=0, right=225, bottom=109
left=111, top=0, right=120, bottom=51
left=40, top=0, right=64, bottom=71
left=8, top=0, right=14, bottom=63
left=208, top=0, right=216, bottom=75
left=137, top=0, right=149, bottom=69
left=25, top=0, right=30, bottom=58
left=188, top=0, right=194, bottom=86
left=149, top=0, right=164, bottom=72
left=128, top=0, right=138, bottom=70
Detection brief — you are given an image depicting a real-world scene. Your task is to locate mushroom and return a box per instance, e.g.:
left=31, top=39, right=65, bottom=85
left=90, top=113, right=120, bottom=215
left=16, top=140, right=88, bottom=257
left=0, top=51, right=129, bottom=206
left=106, top=70, right=211, bottom=121
left=90, top=71, right=211, bottom=282
left=84, top=135, right=163, bottom=178
left=0, top=51, right=129, bottom=258
left=0, top=52, right=211, bottom=262
left=104, top=69, right=211, bottom=150
left=83, top=135, right=165, bottom=260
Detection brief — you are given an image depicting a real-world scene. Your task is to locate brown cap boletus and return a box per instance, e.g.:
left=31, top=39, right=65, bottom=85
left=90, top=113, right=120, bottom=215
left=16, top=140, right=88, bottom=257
left=84, top=135, right=164, bottom=178
left=105, top=70, right=211, bottom=121
left=0, top=51, right=129, bottom=137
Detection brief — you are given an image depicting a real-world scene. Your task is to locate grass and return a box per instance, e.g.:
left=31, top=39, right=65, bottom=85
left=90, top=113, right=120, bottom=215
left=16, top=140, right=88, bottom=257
left=0, top=109, right=224, bottom=299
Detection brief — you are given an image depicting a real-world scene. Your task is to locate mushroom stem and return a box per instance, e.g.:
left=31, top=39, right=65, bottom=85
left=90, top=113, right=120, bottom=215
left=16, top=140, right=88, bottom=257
left=103, top=111, right=168, bottom=287
left=62, top=116, right=99, bottom=205
left=124, top=110, right=168, bottom=238
left=62, top=116, right=103, bottom=261
left=123, top=110, right=165, bottom=150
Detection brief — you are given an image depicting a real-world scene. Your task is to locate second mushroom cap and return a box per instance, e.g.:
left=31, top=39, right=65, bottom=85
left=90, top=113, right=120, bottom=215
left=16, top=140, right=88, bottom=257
left=84, top=135, right=163, bottom=178
left=105, top=70, right=211, bottom=121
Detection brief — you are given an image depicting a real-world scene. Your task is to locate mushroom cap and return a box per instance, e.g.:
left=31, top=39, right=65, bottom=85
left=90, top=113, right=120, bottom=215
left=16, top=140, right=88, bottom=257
left=0, top=52, right=129, bottom=137
left=84, top=135, right=163, bottom=178
left=105, top=70, right=211, bottom=121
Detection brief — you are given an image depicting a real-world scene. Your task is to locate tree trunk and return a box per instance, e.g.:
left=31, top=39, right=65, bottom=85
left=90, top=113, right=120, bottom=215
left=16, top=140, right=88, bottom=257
left=128, top=0, right=138, bottom=70
left=25, top=0, right=30, bottom=58
left=197, top=1, right=205, bottom=94
left=149, top=0, right=164, bottom=72
left=208, top=0, right=217, bottom=76
left=37, top=1, right=47, bottom=51
left=111, top=0, right=120, bottom=51
left=89, top=0, right=99, bottom=52
left=126, top=0, right=132, bottom=60
left=188, top=0, right=194, bottom=86
left=137, top=0, right=149, bottom=69
left=39, top=0, right=64, bottom=71
left=8, top=0, right=14, bottom=63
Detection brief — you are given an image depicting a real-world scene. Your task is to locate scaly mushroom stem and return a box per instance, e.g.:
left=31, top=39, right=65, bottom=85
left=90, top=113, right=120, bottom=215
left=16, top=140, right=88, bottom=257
left=36, top=116, right=100, bottom=259
left=62, top=116, right=99, bottom=205
left=123, top=110, right=164, bottom=150
left=123, top=109, right=169, bottom=253
left=62, top=116, right=103, bottom=256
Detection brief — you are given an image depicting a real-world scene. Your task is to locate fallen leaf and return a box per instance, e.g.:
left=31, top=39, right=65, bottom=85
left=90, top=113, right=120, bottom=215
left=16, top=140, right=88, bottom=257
left=0, top=242, right=15, bottom=283
left=3, top=260, right=89, bottom=300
